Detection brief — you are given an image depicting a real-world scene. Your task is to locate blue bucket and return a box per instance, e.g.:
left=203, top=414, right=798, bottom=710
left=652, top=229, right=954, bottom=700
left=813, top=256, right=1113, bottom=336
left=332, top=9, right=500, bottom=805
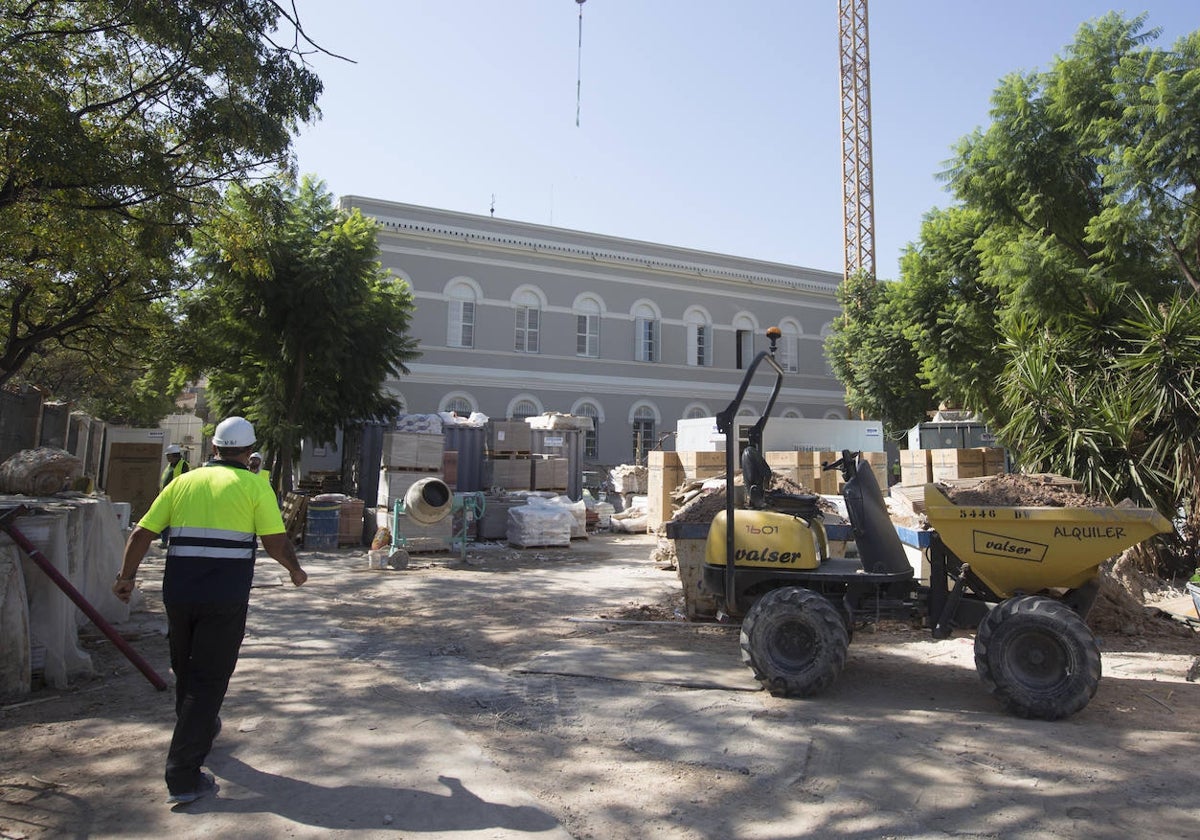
left=305, top=503, right=340, bottom=549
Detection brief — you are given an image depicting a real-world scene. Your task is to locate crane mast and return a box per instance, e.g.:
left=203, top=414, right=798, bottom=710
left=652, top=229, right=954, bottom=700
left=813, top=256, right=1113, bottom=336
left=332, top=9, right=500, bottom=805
left=837, top=0, right=875, bottom=279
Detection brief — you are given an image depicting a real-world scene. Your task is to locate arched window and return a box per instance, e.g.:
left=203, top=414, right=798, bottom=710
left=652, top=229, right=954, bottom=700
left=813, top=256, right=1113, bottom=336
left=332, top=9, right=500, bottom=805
left=632, top=301, right=660, bottom=363
left=513, top=289, right=542, bottom=353
left=684, top=307, right=713, bottom=367
left=575, top=401, right=600, bottom=458
left=575, top=295, right=602, bottom=358
left=820, top=322, right=837, bottom=374
left=512, top=401, right=538, bottom=420
left=441, top=394, right=475, bottom=416
left=778, top=319, right=801, bottom=373
left=683, top=403, right=711, bottom=420
left=631, top=404, right=657, bottom=463
left=508, top=395, right=542, bottom=420
left=445, top=279, right=479, bottom=348
left=733, top=312, right=759, bottom=369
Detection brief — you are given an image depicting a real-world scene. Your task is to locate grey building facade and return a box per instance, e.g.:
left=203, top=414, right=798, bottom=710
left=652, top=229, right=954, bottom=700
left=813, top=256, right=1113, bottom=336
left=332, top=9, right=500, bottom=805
left=344, top=196, right=849, bottom=467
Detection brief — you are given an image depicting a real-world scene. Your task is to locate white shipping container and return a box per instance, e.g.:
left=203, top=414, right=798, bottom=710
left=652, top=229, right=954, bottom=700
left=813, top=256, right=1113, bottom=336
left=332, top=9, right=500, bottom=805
left=676, top=417, right=885, bottom=454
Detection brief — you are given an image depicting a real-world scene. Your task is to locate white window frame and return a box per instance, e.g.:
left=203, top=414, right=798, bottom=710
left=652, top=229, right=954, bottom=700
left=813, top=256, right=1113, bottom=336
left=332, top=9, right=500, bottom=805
left=634, top=316, right=658, bottom=362
left=515, top=305, right=540, bottom=353
left=577, top=312, right=600, bottom=357
left=632, top=406, right=656, bottom=462
left=575, top=401, right=600, bottom=458
left=778, top=320, right=801, bottom=373
left=446, top=281, right=478, bottom=348
left=684, top=307, right=713, bottom=367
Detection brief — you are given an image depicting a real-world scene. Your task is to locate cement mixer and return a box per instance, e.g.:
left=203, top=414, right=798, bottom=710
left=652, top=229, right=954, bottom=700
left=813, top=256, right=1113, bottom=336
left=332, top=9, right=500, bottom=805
left=388, top=477, right=483, bottom=564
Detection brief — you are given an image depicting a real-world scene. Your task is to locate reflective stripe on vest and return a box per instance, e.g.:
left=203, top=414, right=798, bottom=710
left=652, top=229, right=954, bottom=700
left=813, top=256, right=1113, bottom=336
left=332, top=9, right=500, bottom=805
left=166, top=525, right=256, bottom=562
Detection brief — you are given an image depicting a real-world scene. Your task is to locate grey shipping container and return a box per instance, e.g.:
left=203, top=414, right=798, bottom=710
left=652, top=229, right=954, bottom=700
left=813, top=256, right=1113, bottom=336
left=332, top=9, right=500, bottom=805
left=530, top=428, right=583, bottom=500
left=444, top=425, right=486, bottom=492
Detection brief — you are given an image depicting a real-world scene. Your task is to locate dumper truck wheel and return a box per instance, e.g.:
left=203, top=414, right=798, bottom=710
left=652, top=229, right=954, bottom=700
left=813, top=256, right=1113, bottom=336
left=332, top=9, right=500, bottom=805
left=740, top=587, right=849, bottom=697
left=974, top=595, right=1100, bottom=721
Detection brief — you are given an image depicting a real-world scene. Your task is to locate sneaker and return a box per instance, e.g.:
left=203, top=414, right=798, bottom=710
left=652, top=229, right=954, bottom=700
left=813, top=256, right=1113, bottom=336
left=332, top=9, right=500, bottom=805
left=166, top=772, right=217, bottom=805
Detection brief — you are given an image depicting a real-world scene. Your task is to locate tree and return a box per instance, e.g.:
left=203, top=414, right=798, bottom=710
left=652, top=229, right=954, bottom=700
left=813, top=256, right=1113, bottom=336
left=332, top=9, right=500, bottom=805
left=0, top=1, right=323, bottom=388
left=825, top=270, right=934, bottom=436
left=180, top=175, right=420, bottom=494
left=878, top=13, right=1200, bottom=573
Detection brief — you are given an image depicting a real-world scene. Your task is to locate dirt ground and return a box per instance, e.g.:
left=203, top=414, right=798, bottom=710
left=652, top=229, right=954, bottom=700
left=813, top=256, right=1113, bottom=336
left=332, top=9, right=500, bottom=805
left=2, top=531, right=1199, bottom=839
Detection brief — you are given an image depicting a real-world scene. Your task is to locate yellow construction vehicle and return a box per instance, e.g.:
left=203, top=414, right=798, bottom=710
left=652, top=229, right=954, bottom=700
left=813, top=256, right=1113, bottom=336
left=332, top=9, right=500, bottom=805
left=701, top=328, right=1173, bottom=720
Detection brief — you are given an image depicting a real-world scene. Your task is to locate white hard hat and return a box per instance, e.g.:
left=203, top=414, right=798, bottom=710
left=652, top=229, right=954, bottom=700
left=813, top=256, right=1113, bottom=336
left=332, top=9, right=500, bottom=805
left=213, top=416, right=256, bottom=448
left=165, top=444, right=182, bottom=455
left=249, top=451, right=263, bottom=461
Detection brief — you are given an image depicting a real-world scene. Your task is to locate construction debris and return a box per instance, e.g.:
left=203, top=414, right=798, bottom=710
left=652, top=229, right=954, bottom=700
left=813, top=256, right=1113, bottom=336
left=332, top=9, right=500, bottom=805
left=0, top=448, right=83, bottom=496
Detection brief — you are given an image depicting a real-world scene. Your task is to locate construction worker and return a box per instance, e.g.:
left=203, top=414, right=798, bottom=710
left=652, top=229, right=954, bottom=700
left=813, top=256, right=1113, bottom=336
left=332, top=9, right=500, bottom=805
left=248, top=451, right=270, bottom=483
left=248, top=451, right=279, bottom=507
left=158, top=444, right=190, bottom=548
left=112, top=416, right=307, bottom=806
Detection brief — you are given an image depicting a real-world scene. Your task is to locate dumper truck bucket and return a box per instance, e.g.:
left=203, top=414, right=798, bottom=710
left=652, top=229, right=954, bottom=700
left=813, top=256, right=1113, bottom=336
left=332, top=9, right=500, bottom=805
left=924, top=484, right=1173, bottom=598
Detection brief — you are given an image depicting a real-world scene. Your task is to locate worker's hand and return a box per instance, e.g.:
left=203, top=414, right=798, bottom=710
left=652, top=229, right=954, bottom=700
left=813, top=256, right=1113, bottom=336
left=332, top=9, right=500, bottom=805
left=289, top=568, right=308, bottom=587
left=112, top=578, right=136, bottom=603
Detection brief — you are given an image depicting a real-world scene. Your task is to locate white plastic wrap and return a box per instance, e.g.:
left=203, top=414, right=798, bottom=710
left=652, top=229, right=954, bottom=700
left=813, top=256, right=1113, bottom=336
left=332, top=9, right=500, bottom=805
left=0, top=496, right=128, bottom=692
left=610, top=465, right=647, bottom=494
left=506, top=499, right=573, bottom=548
left=393, top=413, right=444, bottom=434
left=0, top=553, right=30, bottom=698
left=547, top=495, right=587, bottom=538
left=6, top=509, right=93, bottom=688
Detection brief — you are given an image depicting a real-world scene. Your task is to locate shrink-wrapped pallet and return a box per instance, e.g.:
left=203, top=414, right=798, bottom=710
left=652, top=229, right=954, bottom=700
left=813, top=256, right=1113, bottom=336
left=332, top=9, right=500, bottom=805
left=506, top=500, right=573, bottom=548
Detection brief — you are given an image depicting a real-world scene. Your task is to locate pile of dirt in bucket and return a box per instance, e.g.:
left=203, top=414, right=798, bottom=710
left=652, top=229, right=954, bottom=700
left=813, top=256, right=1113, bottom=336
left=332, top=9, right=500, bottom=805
left=938, top=473, right=1103, bottom=508
left=940, top=474, right=1194, bottom=649
left=668, top=473, right=840, bottom=526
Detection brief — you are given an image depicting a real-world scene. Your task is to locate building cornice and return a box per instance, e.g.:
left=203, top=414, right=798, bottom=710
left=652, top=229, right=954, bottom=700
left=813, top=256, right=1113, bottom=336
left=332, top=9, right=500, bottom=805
left=345, top=197, right=842, bottom=296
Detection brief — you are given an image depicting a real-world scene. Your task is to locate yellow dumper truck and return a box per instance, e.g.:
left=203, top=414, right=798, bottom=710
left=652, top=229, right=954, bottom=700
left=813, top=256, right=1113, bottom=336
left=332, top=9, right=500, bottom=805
left=696, top=328, right=1173, bottom=720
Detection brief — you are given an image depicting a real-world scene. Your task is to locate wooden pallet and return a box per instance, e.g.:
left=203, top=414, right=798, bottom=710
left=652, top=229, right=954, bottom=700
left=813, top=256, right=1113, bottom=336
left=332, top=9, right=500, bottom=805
left=281, top=492, right=308, bottom=544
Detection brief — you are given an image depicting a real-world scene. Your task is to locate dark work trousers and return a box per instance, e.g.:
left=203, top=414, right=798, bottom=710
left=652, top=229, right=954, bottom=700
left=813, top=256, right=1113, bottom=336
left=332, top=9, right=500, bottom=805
left=164, top=600, right=248, bottom=794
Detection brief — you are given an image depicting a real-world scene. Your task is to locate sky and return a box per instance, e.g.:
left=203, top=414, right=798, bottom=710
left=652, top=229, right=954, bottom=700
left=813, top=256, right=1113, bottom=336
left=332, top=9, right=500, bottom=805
left=288, top=1, right=1197, bottom=279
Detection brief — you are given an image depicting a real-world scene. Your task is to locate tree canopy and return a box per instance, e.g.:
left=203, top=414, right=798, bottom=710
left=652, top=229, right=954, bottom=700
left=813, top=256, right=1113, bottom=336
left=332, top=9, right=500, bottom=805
left=0, top=1, right=323, bottom=390
left=827, top=13, right=1200, bottom=571
left=179, top=175, right=420, bottom=493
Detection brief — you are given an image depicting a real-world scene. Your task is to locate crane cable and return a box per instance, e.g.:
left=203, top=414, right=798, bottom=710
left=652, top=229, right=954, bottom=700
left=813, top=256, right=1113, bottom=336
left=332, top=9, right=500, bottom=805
left=575, top=0, right=585, bottom=126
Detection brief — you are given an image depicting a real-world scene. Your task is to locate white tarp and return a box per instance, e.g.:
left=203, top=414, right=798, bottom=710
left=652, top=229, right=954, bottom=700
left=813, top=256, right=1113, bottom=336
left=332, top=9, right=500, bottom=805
left=0, top=495, right=128, bottom=693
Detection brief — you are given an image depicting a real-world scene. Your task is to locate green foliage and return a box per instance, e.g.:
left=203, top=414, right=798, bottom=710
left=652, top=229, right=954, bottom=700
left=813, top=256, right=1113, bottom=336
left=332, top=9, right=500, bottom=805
left=830, top=13, right=1200, bottom=573
left=825, top=271, right=935, bottom=436
left=181, top=175, right=420, bottom=492
left=0, top=1, right=323, bottom=391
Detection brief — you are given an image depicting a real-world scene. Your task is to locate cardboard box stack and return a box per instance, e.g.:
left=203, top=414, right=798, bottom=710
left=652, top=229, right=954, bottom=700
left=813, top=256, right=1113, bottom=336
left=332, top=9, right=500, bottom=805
left=810, top=451, right=842, bottom=495
left=764, top=451, right=808, bottom=488
left=377, top=430, right=452, bottom=552
left=482, top=420, right=532, bottom=491
left=861, top=450, right=889, bottom=490
left=900, top=449, right=933, bottom=486
left=979, top=447, right=1007, bottom=476
left=530, top=456, right=569, bottom=491
left=647, top=451, right=684, bottom=532
left=678, top=450, right=725, bottom=481
left=931, top=448, right=985, bottom=482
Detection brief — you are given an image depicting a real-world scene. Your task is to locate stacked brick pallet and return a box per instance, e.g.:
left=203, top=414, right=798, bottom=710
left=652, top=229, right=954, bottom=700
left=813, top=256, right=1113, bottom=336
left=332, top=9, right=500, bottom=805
left=482, top=420, right=532, bottom=491
left=899, top=447, right=1007, bottom=485
left=378, top=430, right=451, bottom=552
left=764, top=450, right=887, bottom=494
left=646, top=451, right=726, bottom=532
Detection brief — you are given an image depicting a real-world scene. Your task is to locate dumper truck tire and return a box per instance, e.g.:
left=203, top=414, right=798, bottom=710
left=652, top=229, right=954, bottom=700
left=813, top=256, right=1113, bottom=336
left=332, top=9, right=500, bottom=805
left=740, top=587, right=849, bottom=697
left=974, top=595, right=1100, bottom=721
